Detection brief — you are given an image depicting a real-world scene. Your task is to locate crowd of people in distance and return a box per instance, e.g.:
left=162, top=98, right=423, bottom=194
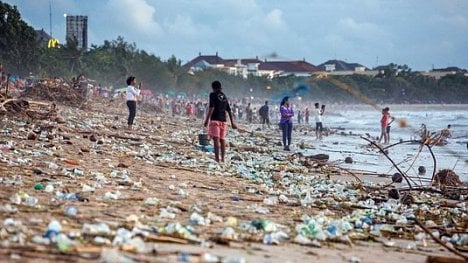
left=1, top=61, right=457, bottom=161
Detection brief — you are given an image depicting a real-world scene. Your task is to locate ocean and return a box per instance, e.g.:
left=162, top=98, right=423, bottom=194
left=299, top=104, right=468, bottom=182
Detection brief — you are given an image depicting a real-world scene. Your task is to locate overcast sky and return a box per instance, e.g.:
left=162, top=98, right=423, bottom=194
left=5, top=0, right=468, bottom=70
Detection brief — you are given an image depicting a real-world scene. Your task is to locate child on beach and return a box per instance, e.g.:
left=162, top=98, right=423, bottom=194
left=126, top=76, right=140, bottom=130
left=378, top=107, right=391, bottom=144
left=314, top=103, right=324, bottom=140
left=386, top=108, right=395, bottom=143
left=279, top=97, right=294, bottom=151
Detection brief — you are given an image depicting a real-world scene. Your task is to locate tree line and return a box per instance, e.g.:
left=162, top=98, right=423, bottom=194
left=1, top=1, right=467, bottom=103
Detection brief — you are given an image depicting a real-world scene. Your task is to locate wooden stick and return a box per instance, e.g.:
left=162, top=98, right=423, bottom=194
left=145, top=234, right=190, bottom=244
left=414, top=218, right=468, bottom=260
left=362, top=137, right=415, bottom=188
left=426, top=255, right=468, bottom=263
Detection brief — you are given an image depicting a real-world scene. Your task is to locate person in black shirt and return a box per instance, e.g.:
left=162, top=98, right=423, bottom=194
left=204, top=81, right=237, bottom=163
left=259, top=100, right=270, bottom=129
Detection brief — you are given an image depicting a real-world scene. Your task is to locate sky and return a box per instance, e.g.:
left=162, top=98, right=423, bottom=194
left=5, top=0, right=468, bottom=71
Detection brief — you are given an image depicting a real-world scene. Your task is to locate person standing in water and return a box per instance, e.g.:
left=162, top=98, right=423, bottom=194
left=279, top=96, right=294, bottom=151
left=385, top=107, right=395, bottom=143
left=378, top=107, right=390, bottom=144
left=204, top=81, right=237, bottom=163
left=126, top=76, right=140, bottom=130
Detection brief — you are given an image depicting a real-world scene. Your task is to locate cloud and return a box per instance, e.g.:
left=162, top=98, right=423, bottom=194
left=163, top=15, right=198, bottom=37
left=105, top=0, right=162, bottom=37
left=263, top=9, right=286, bottom=31
left=337, top=17, right=389, bottom=42
left=5, top=0, right=468, bottom=70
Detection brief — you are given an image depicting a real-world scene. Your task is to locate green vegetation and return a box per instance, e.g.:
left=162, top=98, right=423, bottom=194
left=1, top=1, right=467, bottom=103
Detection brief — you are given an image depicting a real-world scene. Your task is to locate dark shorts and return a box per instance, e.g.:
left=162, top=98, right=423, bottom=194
left=316, top=122, right=323, bottom=132
left=386, top=125, right=391, bottom=133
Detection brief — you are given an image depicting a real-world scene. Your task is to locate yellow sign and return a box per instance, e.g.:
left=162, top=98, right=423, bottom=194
left=47, top=38, right=60, bottom=48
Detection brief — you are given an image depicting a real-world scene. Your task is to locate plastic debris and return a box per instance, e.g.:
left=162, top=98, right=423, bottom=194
left=64, top=206, right=78, bottom=217
left=263, top=231, right=289, bottom=245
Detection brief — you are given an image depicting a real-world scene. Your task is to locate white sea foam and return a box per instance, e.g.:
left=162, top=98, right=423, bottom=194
left=299, top=104, right=468, bottom=181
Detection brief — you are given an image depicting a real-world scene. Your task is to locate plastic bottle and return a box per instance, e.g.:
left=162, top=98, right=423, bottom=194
left=220, top=227, right=236, bottom=239
left=263, top=196, right=278, bottom=206
left=225, top=217, right=238, bottom=227
left=44, top=184, right=54, bottom=193
left=64, top=206, right=78, bottom=217
left=73, top=168, right=84, bottom=176
left=190, top=212, right=206, bottom=225
left=24, top=196, right=38, bottom=206
left=34, top=183, right=44, bottom=191
left=82, top=184, right=94, bottom=192
left=10, top=193, right=22, bottom=205
left=44, top=220, right=62, bottom=240
left=48, top=162, right=59, bottom=170
left=222, top=258, right=246, bottom=263
left=200, top=252, right=219, bottom=263
left=263, top=231, right=288, bottom=245
left=56, top=233, right=74, bottom=252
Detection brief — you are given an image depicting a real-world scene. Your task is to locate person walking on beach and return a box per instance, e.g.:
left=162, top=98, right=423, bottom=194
left=259, top=100, right=270, bottom=129
left=305, top=107, right=310, bottom=124
left=126, top=76, right=140, bottom=130
left=279, top=96, right=294, bottom=151
left=204, top=81, right=237, bottom=163
left=246, top=103, right=253, bottom=123
left=378, top=107, right=390, bottom=144
left=314, top=103, right=324, bottom=140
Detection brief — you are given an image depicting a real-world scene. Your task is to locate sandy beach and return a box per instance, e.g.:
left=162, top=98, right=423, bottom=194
left=0, top=97, right=467, bottom=263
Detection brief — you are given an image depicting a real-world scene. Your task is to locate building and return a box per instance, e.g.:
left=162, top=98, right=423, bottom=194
left=66, top=15, right=88, bottom=50
left=316, top=59, right=378, bottom=76
left=184, top=53, right=318, bottom=78
left=317, top=59, right=369, bottom=72
left=421, top=67, right=467, bottom=79
left=257, top=60, right=319, bottom=78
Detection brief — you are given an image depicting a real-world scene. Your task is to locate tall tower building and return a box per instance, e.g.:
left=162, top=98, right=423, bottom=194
left=66, top=15, right=88, bottom=50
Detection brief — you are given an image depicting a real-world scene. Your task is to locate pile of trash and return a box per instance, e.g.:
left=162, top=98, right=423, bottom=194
left=0, top=100, right=467, bottom=262
left=20, top=79, right=87, bottom=108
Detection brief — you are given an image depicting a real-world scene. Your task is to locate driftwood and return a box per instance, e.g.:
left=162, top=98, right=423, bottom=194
left=426, top=256, right=468, bottom=263
left=144, top=234, right=190, bottom=244
left=415, top=218, right=468, bottom=261
left=0, top=98, right=57, bottom=120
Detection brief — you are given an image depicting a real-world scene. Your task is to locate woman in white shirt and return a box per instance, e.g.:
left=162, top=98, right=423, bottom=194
left=126, top=76, right=140, bottom=130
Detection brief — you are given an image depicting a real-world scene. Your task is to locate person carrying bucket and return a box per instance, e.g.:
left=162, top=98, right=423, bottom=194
left=204, top=81, right=237, bottom=163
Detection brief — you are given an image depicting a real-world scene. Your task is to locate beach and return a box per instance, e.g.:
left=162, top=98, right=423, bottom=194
left=0, top=98, right=467, bottom=263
